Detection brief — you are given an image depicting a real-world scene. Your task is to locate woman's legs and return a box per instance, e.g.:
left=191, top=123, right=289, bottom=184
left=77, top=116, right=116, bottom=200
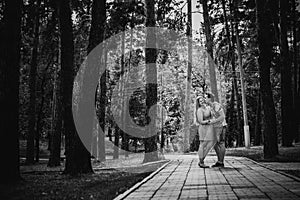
left=198, top=140, right=216, bottom=164
left=203, top=140, right=216, bottom=159
left=198, top=141, right=206, bottom=163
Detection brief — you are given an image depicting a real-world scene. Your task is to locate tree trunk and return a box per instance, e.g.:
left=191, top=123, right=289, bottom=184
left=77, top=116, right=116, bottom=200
left=97, top=70, right=106, bottom=161
left=35, top=62, right=51, bottom=163
left=35, top=70, right=48, bottom=162
left=291, top=0, right=299, bottom=142
left=0, top=0, right=22, bottom=183
left=280, top=0, right=294, bottom=147
left=183, top=0, right=192, bottom=153
left=120, top=28, right=129, bottom=157
left=88, top=0, right=107, bottom=162
left=298, top=5, right=300, bottom=144
left=107, top=126, right=112, bottom=142
left=226, top=83, right=236, bottom=147
left=256, top=0, right=279, bottom=159
left=48, top=53, right=62, bottom=167
left=57, top=0, right=93, bottom=175
left=298, top=0, right=300, bottom=144
left=254, top=91, right=262, bottom=146
left=26, top=0, right=41, bottom=164
left=202, top=0, right=219, bottom=102
left=230, top=0, right=244, bottom=147
left=143, top=0, right=158, bottom=163
left=113, top=125, right=120, bottom=159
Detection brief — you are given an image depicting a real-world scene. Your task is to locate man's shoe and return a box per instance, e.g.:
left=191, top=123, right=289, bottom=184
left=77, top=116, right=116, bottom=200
left=211, top=162, right=224, bottom=168
left=198, top=162, right=210, bottom=168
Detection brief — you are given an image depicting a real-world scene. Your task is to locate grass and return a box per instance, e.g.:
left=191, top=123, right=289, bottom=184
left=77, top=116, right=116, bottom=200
left=1, top=159, right=168, bottom=200
left=225, top=142, right=300, bottom=178
left=280, top=170, right=300, bottom=179
left=1, top=170, right=150, bottom=200
left=225, top=143, right=300, bottom=162
left=3, top=140, right=168, bottom=200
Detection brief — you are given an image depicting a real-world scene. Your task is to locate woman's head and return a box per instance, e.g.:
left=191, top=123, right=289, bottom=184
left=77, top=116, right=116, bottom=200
left=195, top=96, right=205, bottom=112
left=195, top=96, right=205, bottom=122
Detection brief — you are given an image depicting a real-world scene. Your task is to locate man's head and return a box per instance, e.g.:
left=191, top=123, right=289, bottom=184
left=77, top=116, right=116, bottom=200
left=205, top=92, right=215, bottom=104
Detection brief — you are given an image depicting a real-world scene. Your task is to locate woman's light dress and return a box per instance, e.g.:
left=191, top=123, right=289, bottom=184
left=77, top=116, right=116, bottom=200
left=198, top=106, right=217, bottom=141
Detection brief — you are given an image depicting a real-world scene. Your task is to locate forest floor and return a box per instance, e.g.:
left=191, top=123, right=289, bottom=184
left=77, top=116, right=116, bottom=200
left=1, top=140, right=168, bottom=200
left=1, top=154, right=168, bottom=200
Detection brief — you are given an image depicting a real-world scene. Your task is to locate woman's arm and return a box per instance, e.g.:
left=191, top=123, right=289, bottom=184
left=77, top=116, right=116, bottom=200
left=197, top=109, right=209, bottom=125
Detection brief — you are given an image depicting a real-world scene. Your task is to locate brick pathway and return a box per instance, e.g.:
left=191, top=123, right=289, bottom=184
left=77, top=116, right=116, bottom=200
left=114, top=155, right=300, bottom=200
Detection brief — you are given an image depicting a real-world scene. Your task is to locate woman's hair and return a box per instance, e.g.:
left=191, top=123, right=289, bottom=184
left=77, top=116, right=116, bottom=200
left=195, top=97, right=202, bottom=123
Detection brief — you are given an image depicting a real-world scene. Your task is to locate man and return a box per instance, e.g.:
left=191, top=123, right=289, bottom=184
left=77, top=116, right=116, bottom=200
left=205, top=93, right=226, bottom=168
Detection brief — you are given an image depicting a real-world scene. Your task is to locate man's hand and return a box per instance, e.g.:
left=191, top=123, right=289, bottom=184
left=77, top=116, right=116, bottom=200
left=207, top=119, right=215, bottom=124
left=202, top=120, right=211, bottom=125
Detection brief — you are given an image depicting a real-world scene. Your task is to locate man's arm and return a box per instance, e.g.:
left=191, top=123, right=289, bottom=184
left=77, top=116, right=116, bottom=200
left=210, top=103, right=225, bottom=124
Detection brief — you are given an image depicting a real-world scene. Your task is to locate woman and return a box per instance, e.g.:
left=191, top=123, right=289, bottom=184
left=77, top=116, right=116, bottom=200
left=195, top=97, right=216, bottom=168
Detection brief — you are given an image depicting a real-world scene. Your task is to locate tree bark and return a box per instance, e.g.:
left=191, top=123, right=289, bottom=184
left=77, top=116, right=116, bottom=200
left=226, top=83, right=236, bottom=147
left=35, top=68, right=48, bottom=162
left=113, top=125, right=120, bottom=159
left=0, top=0, right=22, bottom=183
left=230, top=0, right=244, bottom=147
left=88, top=0, right=107, bottom=162
left=120, top=28, right=129, bottom=157
left=48, top=54, right=62, bottom=167
left=280, top=0, right=294, bottom=147
left=57, top=0, right=93, bottom=175
left=87, top=0, right=106, bottom=53
left=26, top=0, right=42, bottom=164
left=183, top=0, right=192, bottom=153
left=143, top=0, right=159, bottom=163
left=97, top=70, right=106, bottom=161
left=291, top=0, right=299, bottom=142
left=254, top=91, right=262, bottom=146
left=256, top=0, right=279, bottom=158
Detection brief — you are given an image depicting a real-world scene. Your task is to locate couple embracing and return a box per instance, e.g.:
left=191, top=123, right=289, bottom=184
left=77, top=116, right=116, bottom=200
left=195, top=93, right=226, bottom=168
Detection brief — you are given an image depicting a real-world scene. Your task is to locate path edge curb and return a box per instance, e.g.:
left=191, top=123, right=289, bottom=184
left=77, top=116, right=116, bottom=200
left=113, top=160, right=172, bottom=200
left=243, top=157, right=300, bottom=182
left=94, top=159, right=169, bottom=171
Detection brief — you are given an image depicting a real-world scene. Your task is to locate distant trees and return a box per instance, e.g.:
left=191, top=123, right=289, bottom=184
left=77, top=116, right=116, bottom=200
left=199, top=0, right=299, bottom=151
left=220, top=0, right=243, bottom=147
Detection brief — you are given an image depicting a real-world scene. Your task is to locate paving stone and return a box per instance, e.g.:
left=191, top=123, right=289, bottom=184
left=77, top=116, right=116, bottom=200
left=114, top=156, right=300, bottom=200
